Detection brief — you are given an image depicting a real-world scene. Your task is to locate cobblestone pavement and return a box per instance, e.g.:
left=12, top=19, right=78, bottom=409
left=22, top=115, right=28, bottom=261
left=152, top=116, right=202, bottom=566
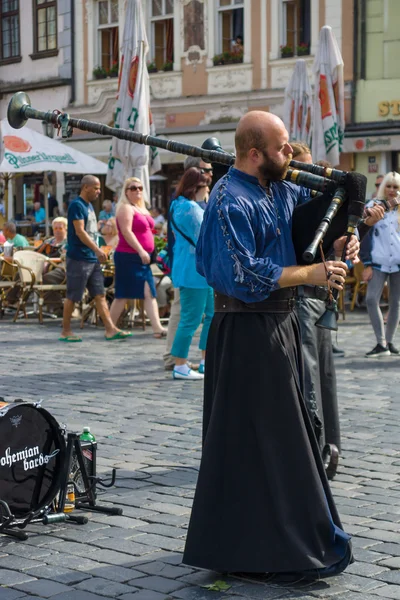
left=1, top=310, right=400, bottom=600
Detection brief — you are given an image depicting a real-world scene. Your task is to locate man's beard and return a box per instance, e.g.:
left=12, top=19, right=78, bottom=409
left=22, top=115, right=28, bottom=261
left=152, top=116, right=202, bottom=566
left=258, top=152, right=291, bottom=182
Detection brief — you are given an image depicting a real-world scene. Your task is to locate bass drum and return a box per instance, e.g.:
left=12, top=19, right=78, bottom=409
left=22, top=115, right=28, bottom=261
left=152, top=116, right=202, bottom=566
left=0, top=401, right=66, bottom=518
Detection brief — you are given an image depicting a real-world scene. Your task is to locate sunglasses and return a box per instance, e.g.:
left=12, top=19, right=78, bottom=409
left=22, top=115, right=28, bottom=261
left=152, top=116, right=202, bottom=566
left=386, top=185, right=399, bottom=189
left=126, top=185, right=143, bottom=192
left=201, top=168, right=213, bottom=173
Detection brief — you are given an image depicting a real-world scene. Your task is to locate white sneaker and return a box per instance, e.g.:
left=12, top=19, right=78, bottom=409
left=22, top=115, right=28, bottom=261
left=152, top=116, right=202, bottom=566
left=173, top=368, right=204, bottom=381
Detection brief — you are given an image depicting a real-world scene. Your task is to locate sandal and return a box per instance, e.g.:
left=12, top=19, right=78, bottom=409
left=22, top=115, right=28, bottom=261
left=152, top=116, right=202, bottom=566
left=105, top=331, right=133, bottom=341
left=59, top=335, right=82, bottom=343
left=153, top=329, right=167, bottom=339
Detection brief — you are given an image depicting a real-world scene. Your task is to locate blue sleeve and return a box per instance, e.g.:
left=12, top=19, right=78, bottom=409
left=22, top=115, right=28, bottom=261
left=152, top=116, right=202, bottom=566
left=196, top=197, right=283, bottom=303
left=296, top=186, right=312, bottom=206
left=69, top=202, right=85, bottom=222
left=360, top=227, right=373, bottom=266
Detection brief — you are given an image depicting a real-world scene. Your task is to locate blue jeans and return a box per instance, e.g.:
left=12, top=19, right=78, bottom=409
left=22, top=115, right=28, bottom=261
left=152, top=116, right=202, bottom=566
left=171, top=286, right=214, bottom=359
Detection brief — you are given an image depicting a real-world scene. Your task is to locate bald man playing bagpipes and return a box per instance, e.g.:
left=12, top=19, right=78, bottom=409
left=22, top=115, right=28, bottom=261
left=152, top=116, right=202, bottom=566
left=183, top=111, right=368, bottom=580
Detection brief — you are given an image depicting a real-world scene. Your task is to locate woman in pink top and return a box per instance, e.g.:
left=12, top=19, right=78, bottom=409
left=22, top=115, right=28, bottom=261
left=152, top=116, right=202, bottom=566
left=110, top=177, right=166, bottom=337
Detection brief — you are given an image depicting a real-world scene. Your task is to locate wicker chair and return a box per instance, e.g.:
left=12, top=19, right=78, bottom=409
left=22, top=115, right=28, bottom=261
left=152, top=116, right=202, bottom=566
left=0, top=257, right=19, bottom=317
left=12, top=250, right=66, bottom=323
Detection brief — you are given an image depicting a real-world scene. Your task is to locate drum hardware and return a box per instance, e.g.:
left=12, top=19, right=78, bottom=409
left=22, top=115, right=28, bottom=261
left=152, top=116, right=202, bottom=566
left=59, top=432, right=123, bottom=516
left=0, top=401, right=122, bottom=540
left=322, top=444, right=340, bottom=480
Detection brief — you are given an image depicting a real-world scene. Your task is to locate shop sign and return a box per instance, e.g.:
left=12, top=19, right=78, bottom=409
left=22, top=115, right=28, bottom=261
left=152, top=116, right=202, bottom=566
left=343, top=135, right=400, bottom=153
left=378, top=102, right=400, bottom=117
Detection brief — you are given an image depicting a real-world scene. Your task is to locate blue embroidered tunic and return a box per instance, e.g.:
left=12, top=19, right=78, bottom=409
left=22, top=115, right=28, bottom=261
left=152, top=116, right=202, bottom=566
left=196, top=167, right=309, bottom=302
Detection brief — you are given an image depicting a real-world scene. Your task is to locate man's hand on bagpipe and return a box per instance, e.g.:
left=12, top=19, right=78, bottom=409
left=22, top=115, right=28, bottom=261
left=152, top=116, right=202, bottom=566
left=333, top=234, right=360, bottom=264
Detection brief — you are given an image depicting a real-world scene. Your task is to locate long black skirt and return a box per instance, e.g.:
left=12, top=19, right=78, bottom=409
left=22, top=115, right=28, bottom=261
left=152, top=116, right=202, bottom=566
left=183, top=310, right=350, bottom=574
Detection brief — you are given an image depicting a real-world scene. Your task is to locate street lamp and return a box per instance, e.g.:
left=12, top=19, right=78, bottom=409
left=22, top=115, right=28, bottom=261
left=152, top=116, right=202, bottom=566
left=41, top=120, right=54, bottom=236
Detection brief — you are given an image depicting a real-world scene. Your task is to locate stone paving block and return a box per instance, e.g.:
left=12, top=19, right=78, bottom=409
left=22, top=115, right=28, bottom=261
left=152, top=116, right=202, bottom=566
left=134, top=561, right=193, bottom=578
left=145, top=502, right=191, bottom=516
left=0, top=570, right=37, bottom=586
left=374, top=543, right=400, bottom=557
left=12, top=579, right=71, bottom=597
left=89, top=565, right=144, bottom=583
left=90, top=537, right=157, bottom=556
left=43, top=591, right=117, bottom=600
left=371, top=585, right=400, bottom=599
left=379, top=557, right=400, bottom=569
left=0, top=589, right=26, bottom=599
left=131, top=575, right=187, bottom=593
left=23, top=564, right=91, bottom=585
left=74, top=576, right=135, bottom=596
left=345, top=561, right=389, bottom=577
left=0, top=556, right=46, bottom=572
left=119, top=591, right=172, bottom=600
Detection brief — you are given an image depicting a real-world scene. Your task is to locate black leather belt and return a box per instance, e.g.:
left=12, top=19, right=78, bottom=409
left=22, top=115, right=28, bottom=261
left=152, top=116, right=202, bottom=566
left=297, top=285, right=329, bottom=302
left=214, top=288, right=297, bottom=314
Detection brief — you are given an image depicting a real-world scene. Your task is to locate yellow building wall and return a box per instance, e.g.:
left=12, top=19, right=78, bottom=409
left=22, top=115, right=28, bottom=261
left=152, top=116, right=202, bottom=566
left=355, top=152, right=385, bottom=196
left=356, top=79, right=400, bottom=122
left=365, top=0, right=400, bottom=80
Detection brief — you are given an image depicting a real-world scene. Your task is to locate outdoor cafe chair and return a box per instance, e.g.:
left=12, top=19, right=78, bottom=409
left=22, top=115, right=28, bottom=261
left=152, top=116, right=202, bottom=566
left=12, top=250, right=66, bottom=324
left=0, top=256, right=19, bottom=318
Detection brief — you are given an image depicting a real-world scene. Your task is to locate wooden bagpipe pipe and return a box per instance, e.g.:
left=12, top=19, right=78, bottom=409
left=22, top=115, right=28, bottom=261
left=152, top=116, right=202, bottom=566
left=7, top=92, right=367, bottom=330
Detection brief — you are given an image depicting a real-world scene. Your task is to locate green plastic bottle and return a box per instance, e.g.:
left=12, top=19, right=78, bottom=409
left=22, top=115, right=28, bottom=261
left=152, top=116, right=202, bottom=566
left=80, top=426, right=96, bottom=442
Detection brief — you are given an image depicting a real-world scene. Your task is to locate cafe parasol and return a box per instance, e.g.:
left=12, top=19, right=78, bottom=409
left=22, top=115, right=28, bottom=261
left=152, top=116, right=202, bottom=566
left=0, top=119, right=107, bottom=234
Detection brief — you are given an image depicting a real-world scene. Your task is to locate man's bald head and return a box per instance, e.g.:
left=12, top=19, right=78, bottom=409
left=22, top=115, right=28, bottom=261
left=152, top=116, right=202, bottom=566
left=235, top=111, right=287, bottom=160
left=80, top=175, right=100, bottom=191
left=234, top=111, right=293, bottom=184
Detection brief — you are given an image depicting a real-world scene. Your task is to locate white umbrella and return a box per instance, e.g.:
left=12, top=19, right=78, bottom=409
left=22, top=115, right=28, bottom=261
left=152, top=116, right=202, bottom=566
left=106, top=0, right=161, bottom=204
left=283, top=59, right=312, bottom=146
left=311, top=26, right=345, bottom=166
left=0, top=119, right=107, bottom=232
left=0, top=119, right=108, bottom=174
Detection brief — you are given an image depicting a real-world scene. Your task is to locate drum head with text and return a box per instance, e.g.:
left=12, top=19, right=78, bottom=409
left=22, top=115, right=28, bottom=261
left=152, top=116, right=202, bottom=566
left=0, top=403, right=65, bottom=518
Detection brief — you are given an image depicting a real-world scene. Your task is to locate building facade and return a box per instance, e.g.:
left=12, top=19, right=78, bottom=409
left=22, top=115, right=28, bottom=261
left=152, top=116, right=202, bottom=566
left=2, top=0, right=398, bottom=211
left=345, top=0, right=400, bottom=197
left=66, top=0, right=354, bottom=208
left=0, top=0, right=73, bottom=217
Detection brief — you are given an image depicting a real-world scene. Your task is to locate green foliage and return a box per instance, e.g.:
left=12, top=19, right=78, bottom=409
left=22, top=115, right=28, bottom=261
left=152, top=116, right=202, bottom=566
left=161, top=61, right=173, bottom=71
left=203, top=580, right=232, bottom=592
left=212, top=51, right=244, bottom=66
left=280, top=44, right=293, bottom=57
left=147, top=61, right=158, bottom=73
left=93, top=65, right=108, bottom=79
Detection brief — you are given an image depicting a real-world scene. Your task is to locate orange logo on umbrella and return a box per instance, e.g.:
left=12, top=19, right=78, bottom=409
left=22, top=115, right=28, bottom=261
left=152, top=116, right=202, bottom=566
left=128, top=56, right=139, bottom=99
left=3, top=135, right=31, bottom=153
left=319, top=75, right=332, bottom=120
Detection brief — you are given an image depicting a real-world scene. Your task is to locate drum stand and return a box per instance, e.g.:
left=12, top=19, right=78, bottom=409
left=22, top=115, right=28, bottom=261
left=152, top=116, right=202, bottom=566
left=0, top=432, right=122, bottom=541
left=59, top=432, right=123, bottom=516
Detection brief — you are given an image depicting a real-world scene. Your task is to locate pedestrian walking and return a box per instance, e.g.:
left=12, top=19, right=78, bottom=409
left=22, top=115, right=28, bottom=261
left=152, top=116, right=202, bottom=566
left=60, top=175, right=131, bottom=342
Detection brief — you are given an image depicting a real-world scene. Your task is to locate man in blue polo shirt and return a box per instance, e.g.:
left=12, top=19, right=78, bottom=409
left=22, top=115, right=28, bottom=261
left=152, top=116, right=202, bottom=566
left=60, top=174, right=131, bottom=342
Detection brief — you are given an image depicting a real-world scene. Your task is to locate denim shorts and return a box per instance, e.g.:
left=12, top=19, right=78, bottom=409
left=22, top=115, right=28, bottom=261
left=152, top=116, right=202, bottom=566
left=66, top=257, right=105, bottom=302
